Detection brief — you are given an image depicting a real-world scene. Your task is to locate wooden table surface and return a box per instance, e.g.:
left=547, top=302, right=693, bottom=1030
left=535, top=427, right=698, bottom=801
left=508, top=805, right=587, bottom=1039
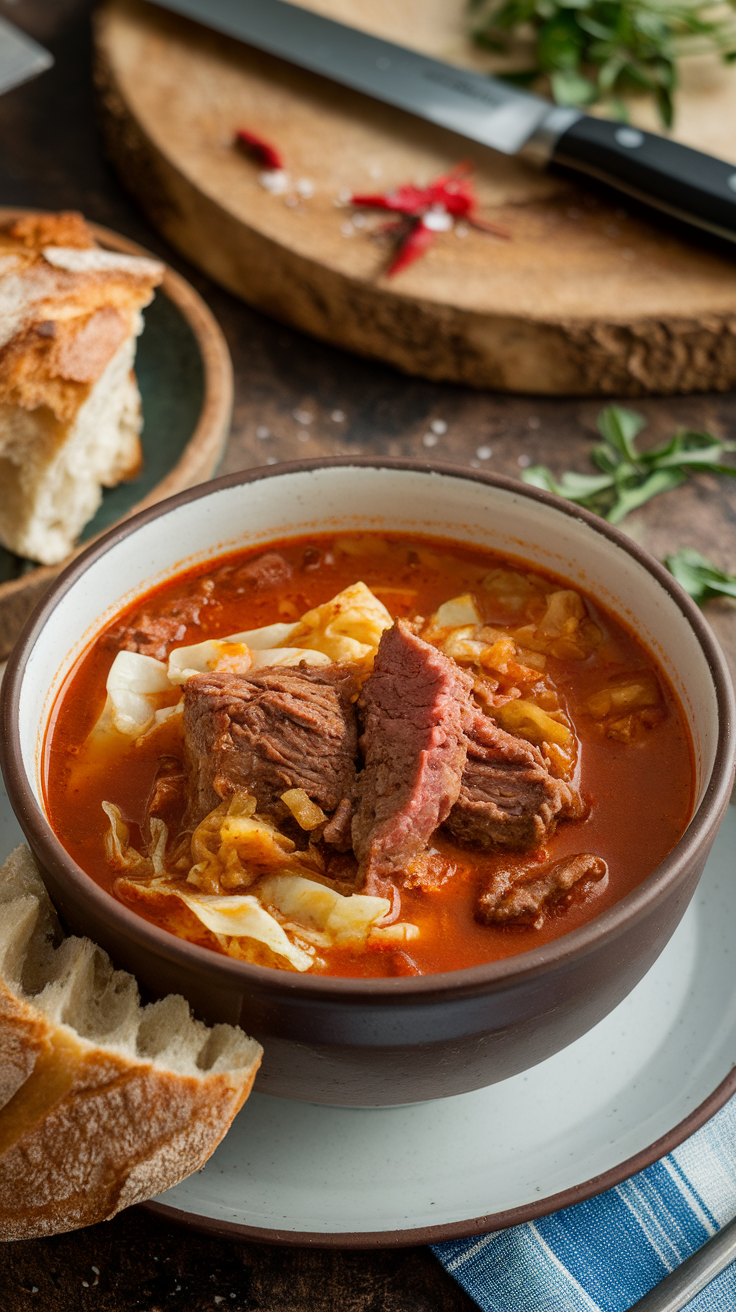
left=1, top=2, right=735, bottom=1307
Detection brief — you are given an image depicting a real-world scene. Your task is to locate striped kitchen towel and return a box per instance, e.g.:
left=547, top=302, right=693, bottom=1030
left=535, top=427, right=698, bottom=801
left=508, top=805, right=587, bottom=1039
left=433, top=1090, right=736, bottom=1311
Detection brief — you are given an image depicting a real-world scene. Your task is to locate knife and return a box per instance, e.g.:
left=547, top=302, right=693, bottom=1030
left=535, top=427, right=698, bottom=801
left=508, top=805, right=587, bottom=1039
left=150, top=0, right=736, bottom=245
left=0, top=17, right=52, bottom=96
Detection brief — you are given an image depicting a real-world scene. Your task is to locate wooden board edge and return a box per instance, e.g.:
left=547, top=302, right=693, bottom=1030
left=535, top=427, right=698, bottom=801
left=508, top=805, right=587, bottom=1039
left=93, top=0, right=736, bottom=399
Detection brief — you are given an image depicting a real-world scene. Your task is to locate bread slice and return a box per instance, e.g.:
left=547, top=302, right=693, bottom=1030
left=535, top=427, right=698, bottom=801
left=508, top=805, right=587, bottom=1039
left=0, top=845, right=262, bottom=1241
left=0, top=212, right=164, bottom=565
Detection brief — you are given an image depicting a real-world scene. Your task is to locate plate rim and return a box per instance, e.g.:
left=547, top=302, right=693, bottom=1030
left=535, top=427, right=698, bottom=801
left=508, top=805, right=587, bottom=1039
left=0, top=205, right=233, bottom=654
left=140, top=802, right=736, bottom=1247
left=141, top=1064, right=736, bottom=1249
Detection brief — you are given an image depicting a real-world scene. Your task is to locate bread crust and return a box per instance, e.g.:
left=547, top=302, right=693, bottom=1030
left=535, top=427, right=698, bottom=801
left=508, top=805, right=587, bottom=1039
left=0, top=211, right=163, bottom=420
left=0, top=211, right=165, bottom=564
left=0, top=846, right=262, bottom=1241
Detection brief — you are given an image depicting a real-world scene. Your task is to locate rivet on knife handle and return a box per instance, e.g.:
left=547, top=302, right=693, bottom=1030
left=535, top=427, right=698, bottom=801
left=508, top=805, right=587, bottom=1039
left=549, top=116, right=736, bottom=244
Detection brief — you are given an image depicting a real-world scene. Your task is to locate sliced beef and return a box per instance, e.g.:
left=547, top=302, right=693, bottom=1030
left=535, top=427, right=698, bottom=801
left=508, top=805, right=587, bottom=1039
left=477, top=853, right=608, bottom=927
left=182, top=664, right=358, bottom=827
left=445, top=710, right=584, bottom=853
left=352, top=621, right=473, bottom=896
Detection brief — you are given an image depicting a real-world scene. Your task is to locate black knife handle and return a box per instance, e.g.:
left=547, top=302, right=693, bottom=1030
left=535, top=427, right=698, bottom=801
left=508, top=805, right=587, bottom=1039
left=551, top=116, right=736, bottom=242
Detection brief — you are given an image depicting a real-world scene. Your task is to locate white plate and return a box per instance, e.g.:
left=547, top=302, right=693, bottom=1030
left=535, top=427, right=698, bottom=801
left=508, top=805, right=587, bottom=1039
left=3, top=774, right=735, bottom=1247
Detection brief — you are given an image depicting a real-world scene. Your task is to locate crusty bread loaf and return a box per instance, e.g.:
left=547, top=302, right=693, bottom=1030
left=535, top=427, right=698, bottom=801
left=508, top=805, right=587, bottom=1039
left=0, top=845, right=262, bottom=1241
left=0, top=212, right=164, bottom=565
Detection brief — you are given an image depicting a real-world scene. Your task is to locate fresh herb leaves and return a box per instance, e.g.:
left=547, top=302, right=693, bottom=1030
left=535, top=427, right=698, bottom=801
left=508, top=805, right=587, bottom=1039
left=665, top=547, right=736, bottom=603
left=522, top=406, right=736, bottom=525
left=468, top=0, right=736, bottom=127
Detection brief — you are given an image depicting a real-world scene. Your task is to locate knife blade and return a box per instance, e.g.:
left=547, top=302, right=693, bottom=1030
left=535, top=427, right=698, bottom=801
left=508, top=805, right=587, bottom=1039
left=150, top=0, right=736, bottom=246
left=0, top=17, right=52, bottom=96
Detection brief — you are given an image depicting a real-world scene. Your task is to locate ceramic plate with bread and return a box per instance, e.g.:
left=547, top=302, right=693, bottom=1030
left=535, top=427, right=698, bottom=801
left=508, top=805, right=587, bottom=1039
left=0, top=207, right=233, bottom=661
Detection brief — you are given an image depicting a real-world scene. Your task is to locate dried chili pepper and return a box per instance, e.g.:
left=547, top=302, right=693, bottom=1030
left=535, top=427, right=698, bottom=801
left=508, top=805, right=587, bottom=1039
left=351, top=163, right=509, bottom=276
left=235, top=128, right=284, bottom=171
left=386, top=219, right=436, bottom=276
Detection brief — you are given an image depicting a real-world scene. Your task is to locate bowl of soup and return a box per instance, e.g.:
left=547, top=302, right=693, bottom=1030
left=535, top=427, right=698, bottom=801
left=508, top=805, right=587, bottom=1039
left=2, top=459, right=734, bottom=1105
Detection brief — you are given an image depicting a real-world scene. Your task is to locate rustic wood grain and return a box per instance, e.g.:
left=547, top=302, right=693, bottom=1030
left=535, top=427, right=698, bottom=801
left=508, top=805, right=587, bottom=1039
left=93, top=0, right=736, bottom=396
left=0, top=1207, right=476, bottom=1311
left=1, top=1, right=735, bottom=1305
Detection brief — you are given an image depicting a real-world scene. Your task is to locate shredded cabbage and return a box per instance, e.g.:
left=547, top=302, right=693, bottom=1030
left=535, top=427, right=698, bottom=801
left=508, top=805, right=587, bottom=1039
left=259, top=874, right=396, bottom=946
left=496, top=699, right=572, bottom=747
left=167, top=639, right=252, bottom=684
left=93, top=651, right=171, bottom=738
left=431, top=594, right=481, bottom=629
left=284, top=582, right=393, bottom=663
left=177, top=891, right=313, bottom=971
left=248, top=647, right=331, bottom=669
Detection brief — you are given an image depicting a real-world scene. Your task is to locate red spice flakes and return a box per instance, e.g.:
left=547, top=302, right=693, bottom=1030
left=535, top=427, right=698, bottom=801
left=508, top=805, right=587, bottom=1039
left=234, top=128, right=284, bottom=170
left=351, top=163, right=509, bottom=276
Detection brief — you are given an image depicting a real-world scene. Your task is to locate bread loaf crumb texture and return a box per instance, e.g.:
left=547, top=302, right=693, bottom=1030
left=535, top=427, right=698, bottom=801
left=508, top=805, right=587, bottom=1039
left=0, top=211, right=165, bottom=565
left=0, top=845, right=262, bottom=1240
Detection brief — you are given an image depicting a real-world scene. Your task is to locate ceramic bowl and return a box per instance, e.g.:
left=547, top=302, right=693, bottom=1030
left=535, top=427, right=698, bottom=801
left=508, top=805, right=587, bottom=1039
left=2, top=460, right=734, bottom=1106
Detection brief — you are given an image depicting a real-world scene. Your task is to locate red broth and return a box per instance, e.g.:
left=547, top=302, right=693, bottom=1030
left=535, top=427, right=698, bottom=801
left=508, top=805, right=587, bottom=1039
left=43, top=532, right=694, bottom=978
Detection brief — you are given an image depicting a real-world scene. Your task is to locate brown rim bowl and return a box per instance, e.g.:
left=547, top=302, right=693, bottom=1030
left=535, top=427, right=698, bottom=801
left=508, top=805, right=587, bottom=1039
left=2, top=459, right=734, bottom=1106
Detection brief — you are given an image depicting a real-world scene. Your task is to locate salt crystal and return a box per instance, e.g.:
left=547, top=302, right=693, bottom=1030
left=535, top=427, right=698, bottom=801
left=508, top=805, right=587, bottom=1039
left=422, top=433, right=439, bottom=448
left=476, top=445, right=492, bottom=460
left=331, top=409, right=345, bottom=422
left=296, top=178, right=314, bottom=198
left=430, top=419, right=447, bottom=435
left=368, top=164, right=383, bottom=179
left=469, top=459, right=480, bottom=468
left=455, top=223, right=469, bottom=239
left=352, top=213, right=366, bottom=228
left=341, top=222, right=354, bottom=237
left=517, top=454, right=531, bottom=468
left=266, top=456, right=277, bottom=464
left=284, top=195, right=299, bottom=208
left=297, top=431, right=310, bottom=442
left=293, top=408, right=313, bottom=424
left=256, top=425, right=270, bottom=439
left=338, top=187, right=352, bottom=203
left=258, top=169, right=289, bottom=195
left=527, top=416, right=540, bottom=429
left=422, top=205, right=452, bottom=233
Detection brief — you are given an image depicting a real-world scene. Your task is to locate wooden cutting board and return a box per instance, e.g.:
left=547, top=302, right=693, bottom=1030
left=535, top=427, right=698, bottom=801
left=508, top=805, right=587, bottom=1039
left=95, top=0, right=736, bottom=395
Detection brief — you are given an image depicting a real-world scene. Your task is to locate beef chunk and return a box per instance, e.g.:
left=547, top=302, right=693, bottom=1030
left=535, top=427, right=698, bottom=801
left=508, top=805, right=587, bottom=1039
left=142, top=756, right=187, bottom=844
left=445, top=710, right=583, bottom=853
left=477, top=853, right=608, bottom=927
left=233, top=551, right=291, bottom=592
left=106, top=595, right=207, bottom=661
left=352, top=621, right=473, bottom=895
left=321, top=796, right=354, bottom=851
left=182, top=664, right=358, bottom=826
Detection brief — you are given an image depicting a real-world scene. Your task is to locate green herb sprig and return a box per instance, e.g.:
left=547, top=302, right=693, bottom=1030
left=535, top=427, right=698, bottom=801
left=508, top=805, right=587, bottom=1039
left=522, top=406, right=736, bottom=524
left=469, top=0, right=736, bottom=126
left=665, top=547, right=736, bottom=602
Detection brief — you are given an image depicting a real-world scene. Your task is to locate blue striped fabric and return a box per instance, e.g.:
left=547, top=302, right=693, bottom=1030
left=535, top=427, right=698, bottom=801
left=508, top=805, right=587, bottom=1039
left=433, top=1092, right=736, bottom=1311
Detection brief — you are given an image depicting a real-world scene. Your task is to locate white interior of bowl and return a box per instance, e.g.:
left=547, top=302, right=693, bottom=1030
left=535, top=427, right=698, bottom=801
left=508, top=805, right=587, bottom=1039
left=18, top=466, right=716, bottom=817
